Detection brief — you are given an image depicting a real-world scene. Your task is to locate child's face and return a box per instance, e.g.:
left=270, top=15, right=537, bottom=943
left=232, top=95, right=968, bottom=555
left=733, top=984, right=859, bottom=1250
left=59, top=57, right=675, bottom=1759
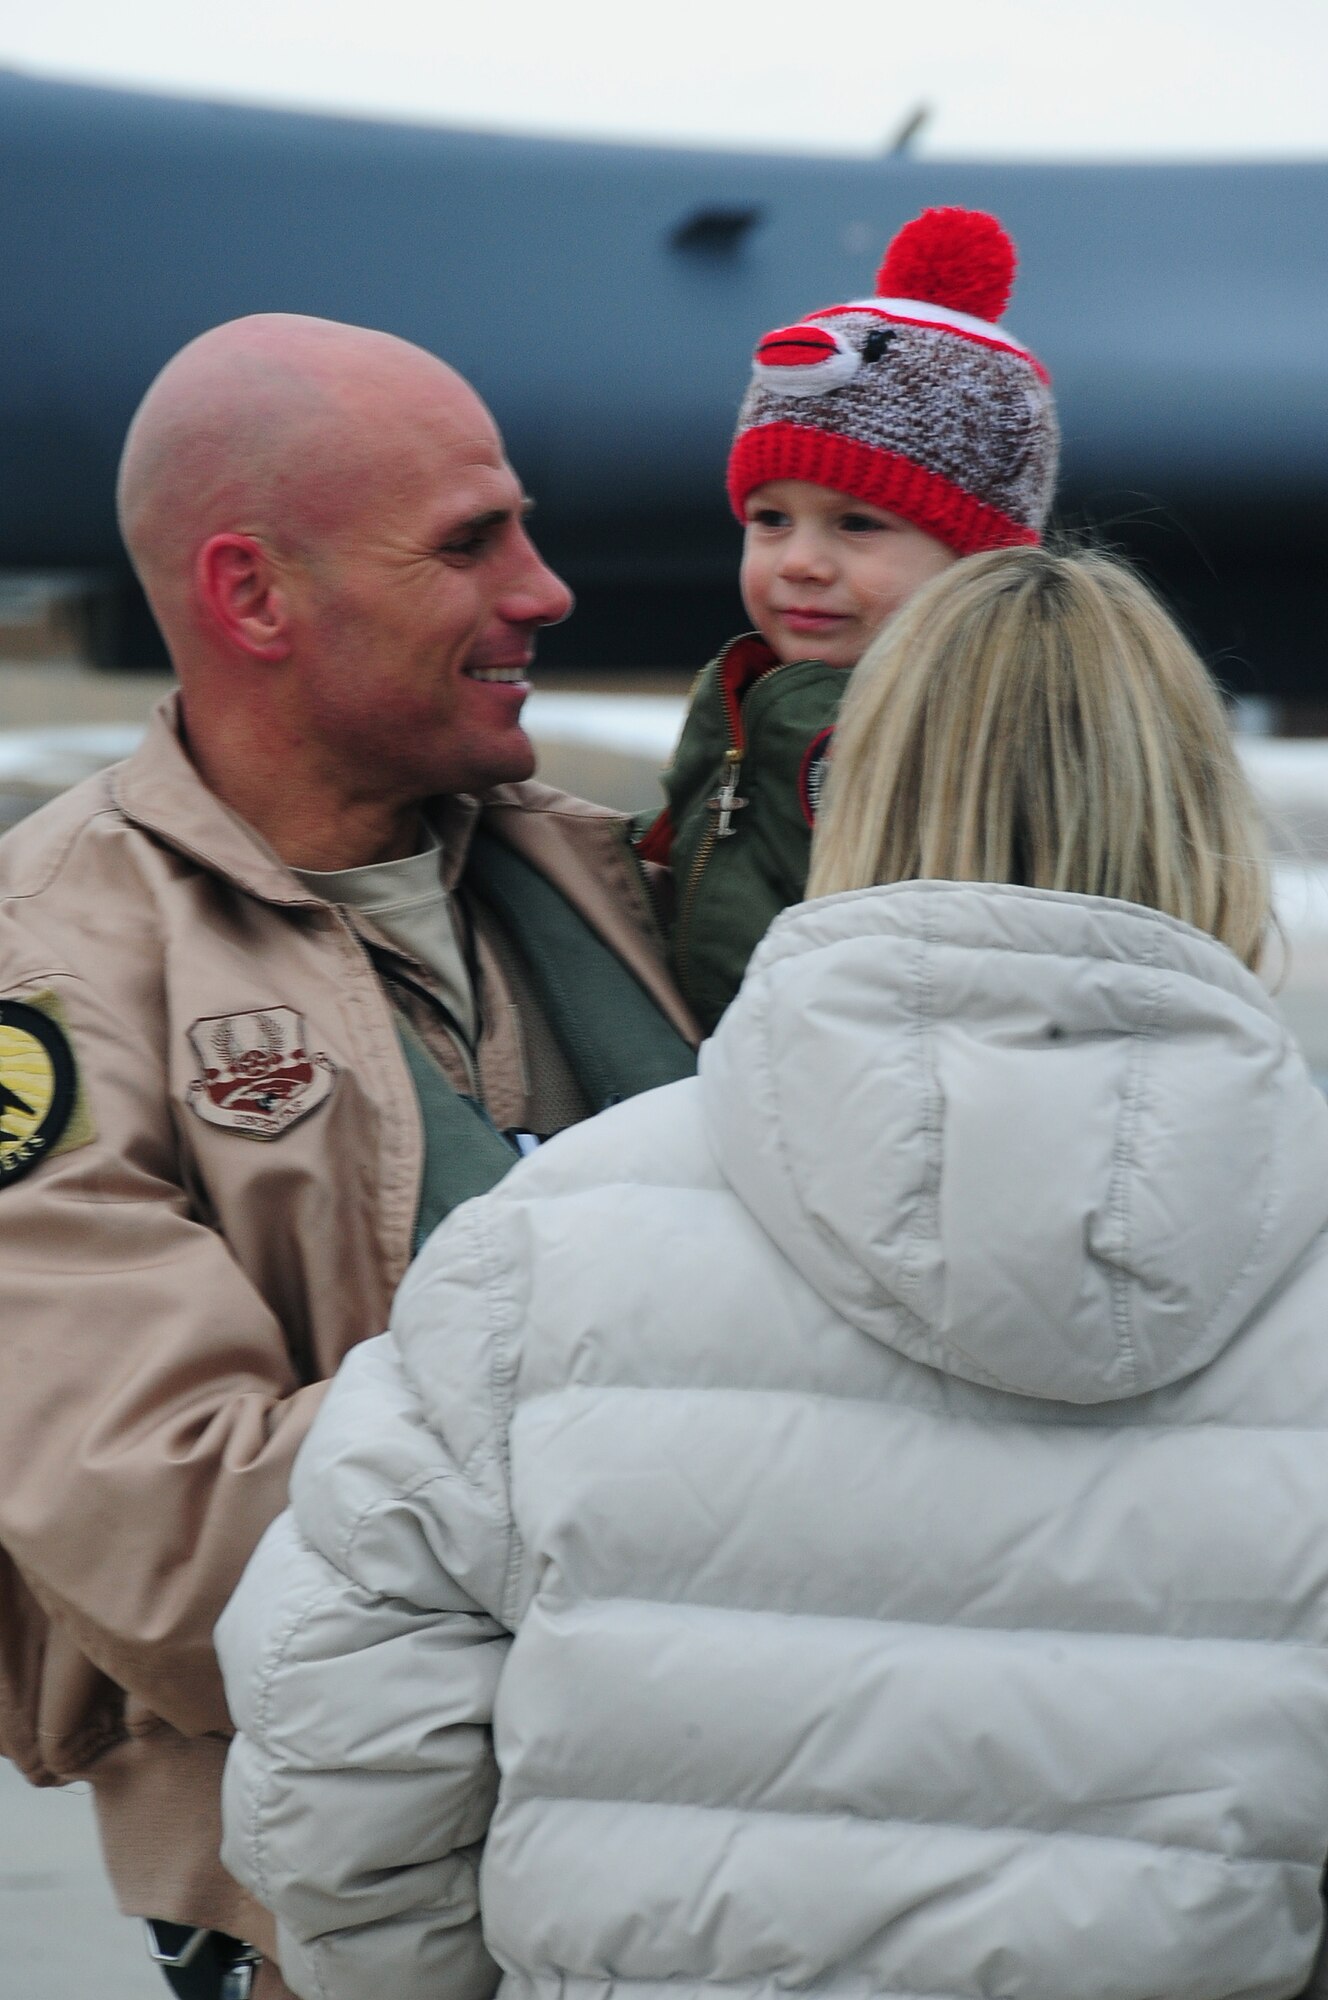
left=740, top=480, right=956, bottom=669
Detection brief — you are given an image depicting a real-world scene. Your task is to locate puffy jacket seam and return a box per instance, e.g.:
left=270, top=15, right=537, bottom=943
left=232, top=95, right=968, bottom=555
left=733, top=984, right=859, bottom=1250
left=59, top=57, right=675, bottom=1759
left=898, top=923, right=940, bottom=1319
left=392, top=1213, right=512, bottom=1516
left=452, top=1209, right=512, bottom=1489
left=743, top=978, right=804, bottom=1274
left=243, top=1529, right=331, bottom=1924
left=525, top=1582, right=1328, bottom=1648
left=509, top=1788, right=1307, bottom=1871
left=517, top=1987, right=962, bottom=1999
left=295, top=1933, right=332, bottom=2000
left=1100, top=930, right=1284, bottom=1383
left=534, top=1986, right=938, bottom=1999
left=467, top=1205, right=522, bottom=1628
left=1182, top=1017, right=1288, bottom=1364
left=1105, top=944, right=1164, bottom=1394
left=513, top=1376, right=1328, bottom=1438
left=811, top=912, right=1270, bottom=997
left=513, top=1984, right=1243, bottom=2000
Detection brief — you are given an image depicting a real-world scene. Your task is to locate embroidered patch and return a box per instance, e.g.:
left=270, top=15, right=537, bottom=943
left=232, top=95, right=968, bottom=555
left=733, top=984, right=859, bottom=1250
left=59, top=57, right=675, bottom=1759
left=799, top=726, right=835, bottom=829
left=186, top=1007, right=335, bottom=1140
left=0, top=994, right=88, bottom=1187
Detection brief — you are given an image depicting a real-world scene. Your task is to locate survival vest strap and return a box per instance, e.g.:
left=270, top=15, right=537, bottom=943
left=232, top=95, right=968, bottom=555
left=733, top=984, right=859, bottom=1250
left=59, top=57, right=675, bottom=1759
left=402, top=829, right=696, bottom=1252
left=394, top=1016, right=517, bottom=1253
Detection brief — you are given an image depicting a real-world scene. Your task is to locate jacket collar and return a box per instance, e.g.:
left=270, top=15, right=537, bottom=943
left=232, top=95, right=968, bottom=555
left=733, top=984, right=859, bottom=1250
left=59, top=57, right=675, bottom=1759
left=112, top=691, right=482, bottom=906
left=111, top=692, right=697, bottom=1045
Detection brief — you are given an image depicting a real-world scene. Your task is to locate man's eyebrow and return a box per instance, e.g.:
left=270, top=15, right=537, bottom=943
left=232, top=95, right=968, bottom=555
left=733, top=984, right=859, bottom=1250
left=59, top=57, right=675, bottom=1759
left=446, top=498, right=535, bottom=535
left=454, top=508, right=509, bottom=534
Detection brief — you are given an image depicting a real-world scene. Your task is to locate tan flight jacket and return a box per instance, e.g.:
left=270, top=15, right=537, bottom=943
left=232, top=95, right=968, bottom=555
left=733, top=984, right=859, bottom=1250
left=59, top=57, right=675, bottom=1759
left=0, top=693, right=695, bottom=1951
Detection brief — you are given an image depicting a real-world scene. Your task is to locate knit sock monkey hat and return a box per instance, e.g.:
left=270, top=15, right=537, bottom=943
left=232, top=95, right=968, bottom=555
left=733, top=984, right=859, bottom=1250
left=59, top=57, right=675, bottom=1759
left=727, top=207, right=1059, bottom=556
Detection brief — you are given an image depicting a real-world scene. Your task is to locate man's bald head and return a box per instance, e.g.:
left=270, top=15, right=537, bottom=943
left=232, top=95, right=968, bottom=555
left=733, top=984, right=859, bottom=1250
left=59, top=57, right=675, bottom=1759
left=117, top=314, right=491, bottom=648
left=111, top=312, right=573, bottom=862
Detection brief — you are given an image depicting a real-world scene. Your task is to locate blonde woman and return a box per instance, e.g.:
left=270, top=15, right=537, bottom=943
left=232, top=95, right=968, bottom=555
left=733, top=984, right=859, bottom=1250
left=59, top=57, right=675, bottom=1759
left=218, top=548, right=1328, bottom=2000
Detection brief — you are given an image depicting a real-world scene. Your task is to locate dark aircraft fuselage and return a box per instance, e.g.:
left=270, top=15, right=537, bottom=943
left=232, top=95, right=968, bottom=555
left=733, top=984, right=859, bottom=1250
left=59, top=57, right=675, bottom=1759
left=2, top=69, right=1324, bottom=688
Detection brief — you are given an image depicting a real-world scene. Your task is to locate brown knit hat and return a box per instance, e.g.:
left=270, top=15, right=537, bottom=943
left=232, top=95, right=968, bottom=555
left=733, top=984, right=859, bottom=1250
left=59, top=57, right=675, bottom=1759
left=727, top=207, right=1058, bottom=556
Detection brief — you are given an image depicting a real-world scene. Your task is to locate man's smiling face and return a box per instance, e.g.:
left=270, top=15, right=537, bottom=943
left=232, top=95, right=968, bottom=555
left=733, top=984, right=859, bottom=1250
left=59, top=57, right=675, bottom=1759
left=287, top=361, right=572, bottom=804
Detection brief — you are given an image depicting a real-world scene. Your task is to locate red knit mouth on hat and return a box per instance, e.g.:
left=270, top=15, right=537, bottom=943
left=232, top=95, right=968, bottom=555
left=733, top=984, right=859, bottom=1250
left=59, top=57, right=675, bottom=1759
left=751, top=322, right=862, bottom=396
left=756, top=326, right=841, bottom=369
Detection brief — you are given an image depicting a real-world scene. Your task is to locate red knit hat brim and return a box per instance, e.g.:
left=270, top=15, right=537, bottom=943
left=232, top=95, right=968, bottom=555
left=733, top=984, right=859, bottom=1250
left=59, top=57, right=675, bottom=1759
left=727, top=424, right=1040, bottom=558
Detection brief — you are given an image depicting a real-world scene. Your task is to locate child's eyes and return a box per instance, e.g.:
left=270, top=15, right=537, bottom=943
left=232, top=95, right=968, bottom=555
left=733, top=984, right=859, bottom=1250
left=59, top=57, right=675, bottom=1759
left=745, top=506, right=893, bottom=533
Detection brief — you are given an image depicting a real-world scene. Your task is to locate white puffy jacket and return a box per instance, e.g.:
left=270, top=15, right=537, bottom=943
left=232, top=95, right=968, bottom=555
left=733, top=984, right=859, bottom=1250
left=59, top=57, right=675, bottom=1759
left=218, top=882, right=1328, bottom=2000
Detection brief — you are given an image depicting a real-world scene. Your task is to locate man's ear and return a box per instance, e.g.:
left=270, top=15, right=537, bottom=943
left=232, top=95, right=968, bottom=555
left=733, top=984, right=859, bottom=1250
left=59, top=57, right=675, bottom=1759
left=195, top=534, right=293, bottom=661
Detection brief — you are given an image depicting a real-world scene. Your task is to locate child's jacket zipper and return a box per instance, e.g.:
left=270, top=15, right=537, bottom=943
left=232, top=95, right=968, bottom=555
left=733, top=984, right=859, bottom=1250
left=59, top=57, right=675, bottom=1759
left=674, top=635, right=785, bottom=990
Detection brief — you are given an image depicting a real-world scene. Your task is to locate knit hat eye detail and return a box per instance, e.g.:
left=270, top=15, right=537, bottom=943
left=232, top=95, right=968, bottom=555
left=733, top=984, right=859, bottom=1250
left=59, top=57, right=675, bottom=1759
left=727, top=205, right=1059, bottom=558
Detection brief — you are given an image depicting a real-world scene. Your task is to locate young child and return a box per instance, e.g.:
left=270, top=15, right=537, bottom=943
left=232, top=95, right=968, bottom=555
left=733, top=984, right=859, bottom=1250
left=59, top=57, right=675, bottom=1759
left=638, top=204, right=1060, bottom=1031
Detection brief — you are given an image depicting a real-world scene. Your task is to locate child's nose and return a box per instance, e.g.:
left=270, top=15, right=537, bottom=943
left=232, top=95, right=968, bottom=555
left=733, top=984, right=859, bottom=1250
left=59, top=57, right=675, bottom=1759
left=779, top=530, right=834, bottom=580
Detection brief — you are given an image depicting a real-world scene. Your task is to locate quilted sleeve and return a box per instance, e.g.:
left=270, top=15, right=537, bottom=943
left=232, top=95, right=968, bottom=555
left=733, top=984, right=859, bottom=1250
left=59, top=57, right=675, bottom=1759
left=217, top=1330, right=513, bottom=2000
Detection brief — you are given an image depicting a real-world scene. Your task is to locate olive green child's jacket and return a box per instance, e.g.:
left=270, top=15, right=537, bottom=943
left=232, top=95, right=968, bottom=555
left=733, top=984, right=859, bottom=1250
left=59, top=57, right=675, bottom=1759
left=639, top=632, right=848, bottom=1033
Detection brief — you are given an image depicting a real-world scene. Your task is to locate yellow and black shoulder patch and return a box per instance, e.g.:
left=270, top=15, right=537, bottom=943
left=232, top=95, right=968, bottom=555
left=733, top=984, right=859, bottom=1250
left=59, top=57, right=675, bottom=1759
left=0, top=992, right=95, bottom=1188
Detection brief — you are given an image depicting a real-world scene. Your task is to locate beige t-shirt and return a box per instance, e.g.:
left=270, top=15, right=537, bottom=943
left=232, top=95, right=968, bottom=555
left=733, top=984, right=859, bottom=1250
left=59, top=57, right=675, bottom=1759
left=294, top=832, right=478, bottom=1055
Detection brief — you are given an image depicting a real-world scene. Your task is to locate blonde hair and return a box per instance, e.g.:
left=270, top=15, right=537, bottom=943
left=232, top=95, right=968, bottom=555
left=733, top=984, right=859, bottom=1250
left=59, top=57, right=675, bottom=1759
left=807, top=547, right=1269, bottom=969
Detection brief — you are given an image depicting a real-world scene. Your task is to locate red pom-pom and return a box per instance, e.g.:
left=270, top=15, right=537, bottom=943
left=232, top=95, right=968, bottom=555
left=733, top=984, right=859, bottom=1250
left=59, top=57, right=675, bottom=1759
left=876, top=207, right=1016, bottom=322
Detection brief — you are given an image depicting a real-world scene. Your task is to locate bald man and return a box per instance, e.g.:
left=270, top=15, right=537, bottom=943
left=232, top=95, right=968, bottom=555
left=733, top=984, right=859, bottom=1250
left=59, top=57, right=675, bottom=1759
left=0, top=316, right=696, bottom=1999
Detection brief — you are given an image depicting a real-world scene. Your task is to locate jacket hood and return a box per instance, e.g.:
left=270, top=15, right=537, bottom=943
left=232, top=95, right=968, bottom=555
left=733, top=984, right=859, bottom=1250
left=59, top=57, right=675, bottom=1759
left=701, top=882, right=1328, bottom=1404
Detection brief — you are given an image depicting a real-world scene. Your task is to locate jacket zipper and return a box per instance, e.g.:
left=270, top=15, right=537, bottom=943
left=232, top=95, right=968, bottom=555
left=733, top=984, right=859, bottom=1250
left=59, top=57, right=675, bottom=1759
left=675, top=748, right=742, bottom=991
left=675, top=646, right=788, bottom=988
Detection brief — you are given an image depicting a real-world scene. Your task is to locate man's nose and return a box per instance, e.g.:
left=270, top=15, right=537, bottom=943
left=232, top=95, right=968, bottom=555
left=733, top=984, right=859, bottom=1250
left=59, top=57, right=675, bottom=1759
left=506, top=535, right=575, bottom=628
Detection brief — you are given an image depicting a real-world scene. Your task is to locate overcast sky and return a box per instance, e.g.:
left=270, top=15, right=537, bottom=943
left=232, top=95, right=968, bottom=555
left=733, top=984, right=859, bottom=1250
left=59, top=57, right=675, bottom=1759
left=4, top=0, right=1326, bottom=158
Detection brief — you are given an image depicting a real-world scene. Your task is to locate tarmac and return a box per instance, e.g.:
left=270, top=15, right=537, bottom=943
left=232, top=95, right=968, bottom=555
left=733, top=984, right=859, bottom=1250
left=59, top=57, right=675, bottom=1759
left=0, top=1759, right=154, bottom=1996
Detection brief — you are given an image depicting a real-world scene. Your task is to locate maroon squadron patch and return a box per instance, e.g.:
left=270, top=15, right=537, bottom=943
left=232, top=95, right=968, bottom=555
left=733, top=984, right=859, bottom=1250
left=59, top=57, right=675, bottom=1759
left=186, top=1007, right=335, bottom=1139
